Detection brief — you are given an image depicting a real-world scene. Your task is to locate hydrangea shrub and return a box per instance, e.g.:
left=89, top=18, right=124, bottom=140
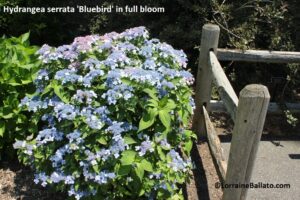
left=15, top=27, right=196, bottom=199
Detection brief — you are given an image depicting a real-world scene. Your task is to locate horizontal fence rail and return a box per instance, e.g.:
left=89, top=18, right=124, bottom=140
left=213, top=48, right=300, bottom=63
left=210, top=51, right=239, bottom=121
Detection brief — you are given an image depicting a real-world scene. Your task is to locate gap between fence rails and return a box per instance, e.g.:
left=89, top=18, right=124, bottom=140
left=210, top=100, right=300, bottom=114
left=209, top=51, right=238, bottom=122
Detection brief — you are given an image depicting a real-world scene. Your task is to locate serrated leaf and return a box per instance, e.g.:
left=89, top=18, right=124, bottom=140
left=120, top=150, right=136, bottom=165
left=96, top=136, right=107, bottom=145
left=147, top=99, right=159, bottom=108
left=124, top=135, right=137, bottom=145
left=92, top=164, right=100, bottom=173
left=143, top=88, right=158, bottom=101
left=51, top=81, right=69, bottom=103
left=138, top=189, right=145, bottom=196
left=140, top=159, right=153, bottom=172
left=158, top=96, right=168, bottom=108
left=118, top=165, right=132, bottom=176
left=158, top=110, right=171, bottom=130
left=135, top=164, right=144, bottom=181
left=138, top=108, right=157, bottom=132
left=21, top=32, right=30, bottom=44
left=163, top=99, right=176, bottom=111
left=157, top=146, right=166, bottom=161
left=34, top=152, right=44, bottom=159
left=184, top=139, right=193, bottom=156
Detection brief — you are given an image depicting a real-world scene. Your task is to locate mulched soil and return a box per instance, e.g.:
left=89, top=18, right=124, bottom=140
left=185, top=142, right=223, bottom=200
left=0, top=161, right=66, bottom=200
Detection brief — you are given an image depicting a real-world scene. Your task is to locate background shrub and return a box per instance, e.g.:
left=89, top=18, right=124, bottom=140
left=0, top=33, right=40, bottom=160
left=15, top=27, right=196, bottom=199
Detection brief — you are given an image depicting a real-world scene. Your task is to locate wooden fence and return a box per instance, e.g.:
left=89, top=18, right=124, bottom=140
left=192, top=24, right=300, bottom=200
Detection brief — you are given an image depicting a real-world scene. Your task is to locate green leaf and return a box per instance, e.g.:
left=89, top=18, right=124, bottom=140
left=135, top=164, right=144, bottom=181
left=120, top=150, right=136, bottom=165
left=75, top=183, right=80, bottom=191
left=140, top=159, right=153, bottom=172
left=51, top=81, right=69, bottom=103
left=157, top=146, right=166, bottom=161
left=184, top=139, right=193, bottom=156
left=143, top=88, right=158, bottom=101
left=118, top=165, right=132, bottom=176
left=0, top=120, right=5, bottom=137
left=0, top=106, right=14, bottom=119
left=147, top=99, right=159, bottom=108
left=21, top=32, right=30, bottom=44
left=138, top=189, right=145, bottom=197
left=138, top=108, right=158, bottom=132
left=34, top=151, right=44, bottom=159
left=92, top=164, right=100, bottom=173
left=163, top=99, right=177, bottom=111
left=158, top=110, right=171, bottom=130
left=158, top=96, right=168, bottom=108
left=124, top=135, right=137, bottom=145
left=96, top=136, right=107, bottom=145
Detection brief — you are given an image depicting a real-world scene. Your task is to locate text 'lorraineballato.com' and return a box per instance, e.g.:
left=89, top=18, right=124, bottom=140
left=215, top=182, right=291, bottom=189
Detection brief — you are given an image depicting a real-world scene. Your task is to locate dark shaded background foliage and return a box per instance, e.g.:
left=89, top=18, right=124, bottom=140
left=0, top=0, right=299, bottom=100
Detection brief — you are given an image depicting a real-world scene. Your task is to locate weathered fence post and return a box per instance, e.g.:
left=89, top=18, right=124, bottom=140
left=222, top=84, right=270, bottom=200
left=192, top=24, right=220, bottom=137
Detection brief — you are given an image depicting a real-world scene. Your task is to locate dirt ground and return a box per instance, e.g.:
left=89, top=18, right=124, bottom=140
left=0, top=161, right=66, bottom=200
left=185, top=141, right=223, bottom=200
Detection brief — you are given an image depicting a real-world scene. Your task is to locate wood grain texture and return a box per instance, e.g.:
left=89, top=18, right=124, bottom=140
left=216, top=48, right=300, bottom=63
left=203, top=106, right=227, bottom=181
left=222, top=84, right=270, bottom=200
left=193, top=24, right=220, bottom=137
left=210, top=51, right=239, bottom=121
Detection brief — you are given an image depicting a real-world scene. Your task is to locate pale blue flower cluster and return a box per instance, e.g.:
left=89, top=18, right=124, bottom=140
left=102, top=84, right=133, bottom=105
left=55, top=69, right=83, bottom=84
left=135, top=136, right=154, bottom=156
left=54, top=103, right=79, bottom=121
left=72, top=90, right=97, bottom=104
left=13, top=140, right=35, bottom=156
left=120, top=26, right=149, bottom=40
left=38, top=35, right=99, bottom=63
left=36, top=128, right=63, bottom=146
left=167, top=149, right=191, bottom=172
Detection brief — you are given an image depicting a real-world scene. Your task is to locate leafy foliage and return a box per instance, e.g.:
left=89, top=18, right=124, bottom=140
left=0, top=33, right=40, bottom=160
left=15, top=27, right=196, bottom=199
